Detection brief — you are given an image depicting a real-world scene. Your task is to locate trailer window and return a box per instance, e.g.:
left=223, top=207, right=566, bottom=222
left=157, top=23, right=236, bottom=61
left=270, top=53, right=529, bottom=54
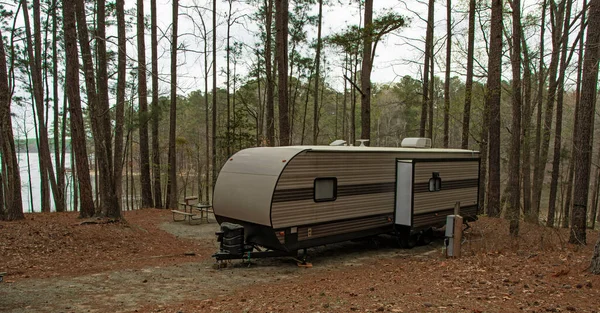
left=429, top=172, right=442, bottom=192
left=314, top=178, right=337, bottom=202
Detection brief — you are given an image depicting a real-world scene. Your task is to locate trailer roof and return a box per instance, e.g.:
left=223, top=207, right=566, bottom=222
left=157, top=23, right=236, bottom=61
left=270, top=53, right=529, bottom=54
left=270, top=145, right=479, bottom=154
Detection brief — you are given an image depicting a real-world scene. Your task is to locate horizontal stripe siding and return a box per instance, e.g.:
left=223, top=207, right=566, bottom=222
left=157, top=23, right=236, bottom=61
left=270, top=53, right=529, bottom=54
left=297, top=215, right=393, bottom=241
left=272, top=182, right=395, bottom=203
left=271, top=192, right=394, bottom=228
left=412, top=205, right=478, bottom=228
left=272, top=151, right=479, bottom=228
left=414, top=161, right=479, bottom=183
left=413, top=179, right=479, bottom=193
left=413, top=187, right=478, bottom=215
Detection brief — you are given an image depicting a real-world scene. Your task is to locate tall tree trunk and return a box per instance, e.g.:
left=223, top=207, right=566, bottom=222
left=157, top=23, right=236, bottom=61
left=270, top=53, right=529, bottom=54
left=563, top=0, right=587, bottom=229
left=571, top=0, right=600, bottom=245
left=485, top=0, right=503, bottom=218
left=521, top=36, right=533, bottom=220
left=533, top=0, right=564, bottom=221
left=360, top=0, right=373, bottom=144
left=461, top=0, right=476, bottom=149
left=52, top=0, right=65, bottom=212
left=443, top=0, right=451, bottom=148
left=530, top=0, right=547, bottom=223
left=312, top=0, right=323, bottom=145
left=203, top=15, right=210, bottom=201
left=547, top=0, right=573, bottom=227
left=226, top=0, right=232, bottom=156
left=114, top=0, right=126, bottom=208
left=137, top=0, right=153, bottom=208
left=265, top=0, right=275, bottom=146
left=166, top=0, right=179, bottom=209
left=508, top=0, right=522, bottom=236
left=96, top=0, right=113, bottom=178
left=75, top=0, right=120, bottom=218
left=478, top=83, right=489, bottom=214
left=0, top=28, right=24, bottom=220
left=590, top=150, right=600, bottom=229
left=212, top=0, right=218, bottom=185
left=276, top=0, right=290, bottom=146
left=428, top=44, right=435, bottom=139
left=420, top=0, right=435, bottom=138
left=342, top=53, right=348, bottom=142
left=62, top=0, right=94, bottom=218
left=22, top=0, right=61, bottom=213
left=150, top=0, right=162, bottom=208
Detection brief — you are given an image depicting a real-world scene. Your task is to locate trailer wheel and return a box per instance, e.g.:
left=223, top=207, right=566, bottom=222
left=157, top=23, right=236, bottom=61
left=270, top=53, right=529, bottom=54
left=417, top=229, right=433, bottom=246
left=399, top=235, right=417, bottom=249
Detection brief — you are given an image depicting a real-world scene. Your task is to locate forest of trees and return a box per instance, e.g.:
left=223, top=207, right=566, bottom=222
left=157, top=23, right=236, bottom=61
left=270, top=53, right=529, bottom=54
left=1, top=0, right=600, bottom=270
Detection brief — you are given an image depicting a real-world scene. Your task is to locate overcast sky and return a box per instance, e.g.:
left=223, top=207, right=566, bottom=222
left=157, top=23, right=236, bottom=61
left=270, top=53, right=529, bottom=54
left=11, top=0, right=583, bottom=138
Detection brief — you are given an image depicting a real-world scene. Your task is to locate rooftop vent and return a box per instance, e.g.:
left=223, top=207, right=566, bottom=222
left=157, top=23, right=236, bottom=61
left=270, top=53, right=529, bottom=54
left=329, top=139, right=347, bottom=146
left=401, top=137, right=432, bottom=148
left=356, top=139, right=369, bottom=147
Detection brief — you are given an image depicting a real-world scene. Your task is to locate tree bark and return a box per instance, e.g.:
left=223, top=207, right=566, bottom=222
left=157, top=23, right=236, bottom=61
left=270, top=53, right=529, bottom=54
left=265, top=0, right=275, bottom=146
left=212, top=0, right=218, bottom=184
left=563, top=0, right=587, bottom=229
left=530, top=0, right=547, bottom=223
left=360, top=0, right=373, bottom=145
left=166, top=0, right=179, bottom=209
left=312, top=0, right=323, bottom=145
left=0, top=28, right=24, bottom=220
left=21, top=0, right=61, bottom=213
left=508, top=0, right=522, bottom=236
left=137, top=0, right=153, bottom=208
left=443, top=0, right=451, bottom=148
left=591, top=237, right=600, bottom=274
left=547, top=0, right=573, bottom=227
left=75, top=0, right=120, bottom=218
left=571, top=0, right=600, bottom=245
left=150, top=0, right=162, bottom=208
left=533, top=0, right=564, bottom=221
left=226, top=0, right=233, bottom=156
left=485, top=0, right=503, bottom=218
left=62, top=0, right=94, bottom=217
left=114, top=0, right=126, bottom=208
left=461, top=0, right=476, bottom=149
left=52, top=0, right=65, bottom=212
left=276, top=0, right=290, bottom=146
left=420, top=0, right=435, bottom=138
left=521, top=35, right=533, bottom=221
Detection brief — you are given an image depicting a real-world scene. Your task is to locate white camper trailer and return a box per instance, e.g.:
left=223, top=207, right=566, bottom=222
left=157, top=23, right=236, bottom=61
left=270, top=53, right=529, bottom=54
left=213, top=143, right=479, bottom=260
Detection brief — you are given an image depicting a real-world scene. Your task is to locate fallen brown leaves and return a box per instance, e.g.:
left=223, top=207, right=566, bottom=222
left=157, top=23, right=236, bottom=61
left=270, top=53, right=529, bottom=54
left=0, top=209, right=211, bottom=280
left=140, top=217, right=600, bottom=313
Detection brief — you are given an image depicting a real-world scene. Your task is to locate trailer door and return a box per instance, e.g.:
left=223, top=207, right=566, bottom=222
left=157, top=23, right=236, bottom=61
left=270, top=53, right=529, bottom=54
left=395, top=160, right=413, bottom=226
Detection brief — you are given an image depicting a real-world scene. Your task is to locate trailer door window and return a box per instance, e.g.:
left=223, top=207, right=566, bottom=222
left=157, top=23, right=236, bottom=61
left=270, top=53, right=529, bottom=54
left=314, top=177, right=337, bottom=202
left=429, top=172, right=442, bottom=192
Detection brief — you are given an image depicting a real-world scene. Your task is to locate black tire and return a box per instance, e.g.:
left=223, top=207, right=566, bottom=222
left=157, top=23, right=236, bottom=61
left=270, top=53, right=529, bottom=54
left=417, top=229, right=433, bottom=246
left=399, top=235, right=417, bottom=249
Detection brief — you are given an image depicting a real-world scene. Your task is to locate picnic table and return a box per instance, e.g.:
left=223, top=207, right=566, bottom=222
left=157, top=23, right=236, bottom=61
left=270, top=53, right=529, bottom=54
left=171, top=196, right=213, bottom=224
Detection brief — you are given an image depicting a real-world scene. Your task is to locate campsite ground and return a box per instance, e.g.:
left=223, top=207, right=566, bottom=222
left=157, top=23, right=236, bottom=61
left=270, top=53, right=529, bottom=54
left=1, top=209, right=600, bottom=313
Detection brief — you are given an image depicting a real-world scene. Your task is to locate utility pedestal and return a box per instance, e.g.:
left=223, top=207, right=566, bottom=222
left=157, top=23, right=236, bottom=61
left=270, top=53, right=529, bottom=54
left=445, top=202, right=463, bottom=258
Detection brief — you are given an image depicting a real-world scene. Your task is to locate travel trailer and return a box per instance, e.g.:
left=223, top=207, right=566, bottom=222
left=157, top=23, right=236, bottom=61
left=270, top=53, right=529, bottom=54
left=213, top=139, right=479, bottom=261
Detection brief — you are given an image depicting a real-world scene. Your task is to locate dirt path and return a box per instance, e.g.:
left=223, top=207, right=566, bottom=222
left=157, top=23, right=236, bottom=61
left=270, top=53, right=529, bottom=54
left=0, top=219, right=438, bottom=313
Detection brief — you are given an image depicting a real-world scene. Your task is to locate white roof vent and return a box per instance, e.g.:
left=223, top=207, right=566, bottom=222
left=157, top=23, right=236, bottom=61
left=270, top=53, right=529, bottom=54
left=356, top=139, right=369, bottom=147
left=401, top=137, right=432, bottom=148
left=329, top=139, right=347, bottom=146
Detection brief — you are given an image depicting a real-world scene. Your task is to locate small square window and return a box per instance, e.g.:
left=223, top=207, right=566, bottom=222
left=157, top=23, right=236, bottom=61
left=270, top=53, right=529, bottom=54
left=314, top=177, right=337, bottom=202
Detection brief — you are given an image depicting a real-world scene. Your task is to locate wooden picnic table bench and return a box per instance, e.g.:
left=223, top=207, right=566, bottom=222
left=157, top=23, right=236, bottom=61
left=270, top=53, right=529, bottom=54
left=172, top=196, right=213, bottom=224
